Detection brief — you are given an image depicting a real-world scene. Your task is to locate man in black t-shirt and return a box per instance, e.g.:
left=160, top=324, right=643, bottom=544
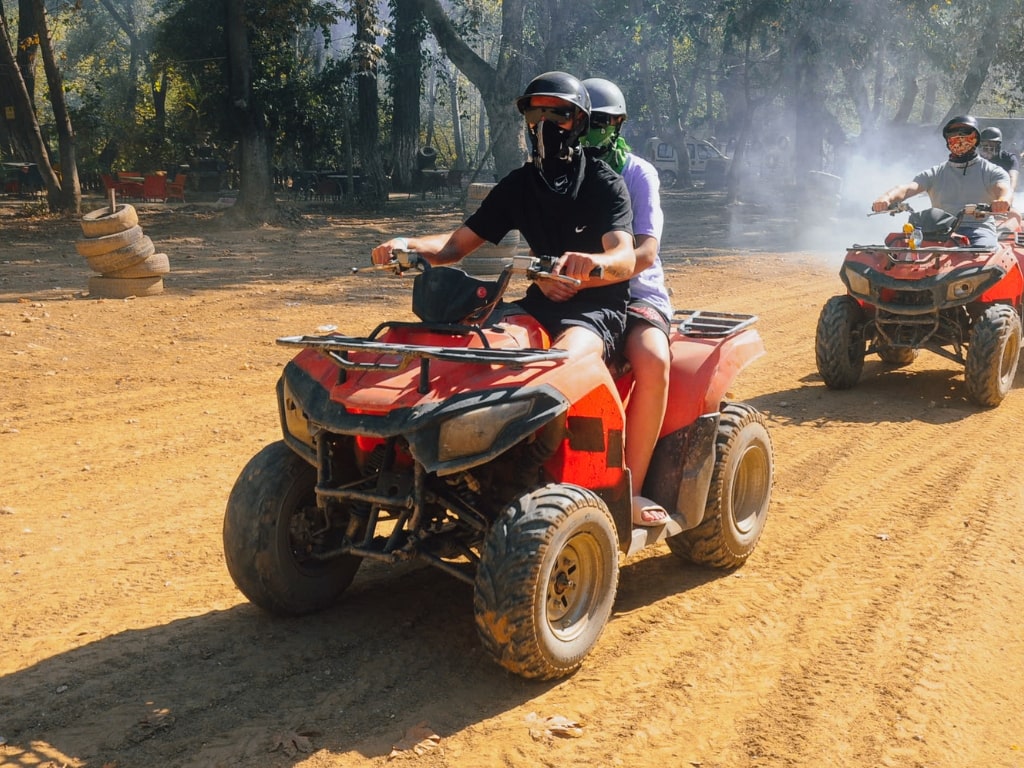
left=371, top=71, right=635, bottom=363
left=980, top=126, right=1019, bottom=199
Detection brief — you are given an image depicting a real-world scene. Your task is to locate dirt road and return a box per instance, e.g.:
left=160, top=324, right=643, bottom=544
left=2, top=191, right=1022, bottom=768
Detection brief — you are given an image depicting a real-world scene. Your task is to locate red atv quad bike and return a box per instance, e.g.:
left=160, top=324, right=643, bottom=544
left=223, top=253, right=773, bottom=680
left=816, top=203, right=1024, bottom=407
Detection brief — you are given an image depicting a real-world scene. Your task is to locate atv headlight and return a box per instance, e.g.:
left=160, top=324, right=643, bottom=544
left=844, top=267, right=871, bottom=296
left=438, top=400, right=532, bottom=463
left=946, top=275, right=989, bottom=300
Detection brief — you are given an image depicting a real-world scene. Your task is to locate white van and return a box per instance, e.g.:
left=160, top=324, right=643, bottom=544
left=644, top=136, right=730, bottom=189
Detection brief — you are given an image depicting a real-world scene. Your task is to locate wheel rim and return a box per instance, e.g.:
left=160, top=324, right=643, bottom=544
left=732, top=442, right=770, bottom=535
left=545, top=531, right=604, bottom=641
left=287, top=499, right=334, bottom=576
left=999, top=326, right=1021, bottom=383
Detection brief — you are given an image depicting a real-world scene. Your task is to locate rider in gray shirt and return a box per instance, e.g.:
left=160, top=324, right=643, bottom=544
left=872, top=115, right=1011, bottom=247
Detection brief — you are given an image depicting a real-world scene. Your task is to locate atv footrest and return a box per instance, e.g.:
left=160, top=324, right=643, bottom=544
left=674, top=309, right=758, bottom=338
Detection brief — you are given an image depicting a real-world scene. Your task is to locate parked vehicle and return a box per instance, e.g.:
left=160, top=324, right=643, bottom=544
left=223, top=254, right=773, bottom=680
left=644, top=136, right=730, bottom=189
left=815, top=203, right=1024, bottom=406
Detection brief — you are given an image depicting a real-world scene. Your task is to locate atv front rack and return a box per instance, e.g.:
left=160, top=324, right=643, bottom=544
left=278, top=332, right=567, bottom=371
left=675, top=310, right=758, bottom=338
left=278, top=328, right=567, bottom=394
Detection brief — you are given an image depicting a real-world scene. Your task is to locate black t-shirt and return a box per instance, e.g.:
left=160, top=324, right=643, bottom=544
left=465, top=155, right=634, bottom=311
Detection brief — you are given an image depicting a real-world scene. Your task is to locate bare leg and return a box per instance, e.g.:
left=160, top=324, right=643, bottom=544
left=551, top=324, right=605, bottom=359
left=624, top=324, right=670, bottom=524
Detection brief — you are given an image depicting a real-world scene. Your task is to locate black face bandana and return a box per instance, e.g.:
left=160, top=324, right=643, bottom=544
left=529, top=119, right=579, bottom=194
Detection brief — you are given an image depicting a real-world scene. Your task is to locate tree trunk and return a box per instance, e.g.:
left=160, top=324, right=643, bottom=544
left=0, top=5, right=54, bottom=196
left=413, top=0, right=526, bottom=178
left=945, top=3, right=1004, bottom=120
left=225, top=0, right=274, bottom=221
left=390, top=0, right=423, bottom=191
left=33, top=0, right=80, bottom=214
left=17, top=0, right=37, bottom=101
left=354, top=0, right=387, bottom=210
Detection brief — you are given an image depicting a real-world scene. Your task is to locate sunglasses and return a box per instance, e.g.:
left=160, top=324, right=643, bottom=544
left=523, top=105, right=576, bottom=129
left=590, top=113, right=616, bottom=129
left=945, top=127, right=974, bottom=137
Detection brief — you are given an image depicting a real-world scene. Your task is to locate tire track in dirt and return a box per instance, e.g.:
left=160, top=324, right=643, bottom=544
left=475, top=258, right=1024, bottom=767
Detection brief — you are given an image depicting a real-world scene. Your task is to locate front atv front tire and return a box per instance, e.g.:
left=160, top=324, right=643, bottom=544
left=965, top=304, right=1022, bottom=407
left=223, top=440, right=363, bottom=615
left=474, top=484, right=619, bottom=680
left=667, top=403, right=772, bottom=568
left=815, top=295, right=866, bottom=389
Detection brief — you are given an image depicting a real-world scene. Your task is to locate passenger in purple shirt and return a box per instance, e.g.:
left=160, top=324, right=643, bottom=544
left=581, top=77, right=673, bottom=527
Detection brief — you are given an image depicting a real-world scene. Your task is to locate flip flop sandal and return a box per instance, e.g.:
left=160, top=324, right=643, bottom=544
left=632, top=495, right=670, bottom=527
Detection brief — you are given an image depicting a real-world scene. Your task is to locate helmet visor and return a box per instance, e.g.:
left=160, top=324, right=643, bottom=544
left=522, top=97, right=578, bottom=130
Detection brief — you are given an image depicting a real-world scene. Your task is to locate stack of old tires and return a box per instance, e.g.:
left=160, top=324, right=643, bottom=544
left=77, top=203, right=169, bottom=298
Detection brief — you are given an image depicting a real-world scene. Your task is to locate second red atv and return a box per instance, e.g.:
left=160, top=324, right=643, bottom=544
left=223, top=254, right=773, bottom=680
left=816, top=203, right=1024, bottom=406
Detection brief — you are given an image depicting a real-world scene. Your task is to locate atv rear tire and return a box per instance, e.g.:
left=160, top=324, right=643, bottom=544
left=474, top=484, right=618, bottom=680
left=223, top=440, right=363, bottom=615
left=667, top=403, right=772, bottom=568
left=815, top=295, right=866, bottom=389
left=965, top=304, right=1021, bottom=407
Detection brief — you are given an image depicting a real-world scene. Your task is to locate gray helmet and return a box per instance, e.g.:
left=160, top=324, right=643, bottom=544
left=582, top=78, right=627, bottom=118
left=981, top=126, right=1003, bottom=143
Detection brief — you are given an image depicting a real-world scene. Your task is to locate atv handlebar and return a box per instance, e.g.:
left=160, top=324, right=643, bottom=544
left=357, top=250, right=604, bottom=286
left=868, top=202, right=914, bottom=217
left=869, top=201, right=994, bottom=219
left=523, top=254, right=605, bottom=285
left=352, top=249, right=427, bottom=275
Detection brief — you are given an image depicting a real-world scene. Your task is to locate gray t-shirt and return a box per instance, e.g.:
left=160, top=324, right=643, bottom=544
left=913, top=158, right=1009, bottom=236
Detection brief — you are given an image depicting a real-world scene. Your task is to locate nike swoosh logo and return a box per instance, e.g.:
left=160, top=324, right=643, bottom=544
left=575, top=225, right=586, bottom=233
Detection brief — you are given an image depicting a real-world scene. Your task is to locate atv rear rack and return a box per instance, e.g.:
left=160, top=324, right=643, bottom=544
left=675, top=310, right=758, bottom=338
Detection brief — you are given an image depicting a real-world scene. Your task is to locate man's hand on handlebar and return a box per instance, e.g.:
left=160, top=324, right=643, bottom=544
left=370, top=238, right=409, bottom=266
left=552, top=252, right=605, bottom=282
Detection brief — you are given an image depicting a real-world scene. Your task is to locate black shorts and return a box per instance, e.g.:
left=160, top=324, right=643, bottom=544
left=626, top=299, right=671, bottom=339
left=515, top=294, right=626, bottom=362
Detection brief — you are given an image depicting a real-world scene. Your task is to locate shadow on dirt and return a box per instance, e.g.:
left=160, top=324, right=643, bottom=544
left=748, top=359, right=1024, bottom=426
left=1, top=544, right=723, bottom=767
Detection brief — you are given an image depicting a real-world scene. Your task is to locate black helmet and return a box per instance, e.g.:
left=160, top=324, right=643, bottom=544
left=981, top=126, right=1003, bottom=143
left=516, top=71, right=591, bottom=147
left=581, top=78, right=627, bottom=117
left=942, top=115, right=979, bottom=139
left=516, top=71, right=591, bottom=117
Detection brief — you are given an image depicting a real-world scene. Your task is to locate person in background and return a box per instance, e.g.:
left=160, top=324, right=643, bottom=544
left=871, top=115, right=1011, bottom=248
left=580, top=77, right=673, bottom=527
left=979, top=126, right=1019, bottom=200
left=371, top=71, right=636, bottom=365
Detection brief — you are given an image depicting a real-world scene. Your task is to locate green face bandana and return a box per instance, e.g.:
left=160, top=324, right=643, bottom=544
left=581, top=127, right=631, bottom=174
left=581, top=124, right=617, bottom=151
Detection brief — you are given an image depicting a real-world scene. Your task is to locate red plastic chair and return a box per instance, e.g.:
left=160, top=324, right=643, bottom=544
left=165, top=174, right=186, bottom=203
left=143, top=174, right=167, bottom=202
